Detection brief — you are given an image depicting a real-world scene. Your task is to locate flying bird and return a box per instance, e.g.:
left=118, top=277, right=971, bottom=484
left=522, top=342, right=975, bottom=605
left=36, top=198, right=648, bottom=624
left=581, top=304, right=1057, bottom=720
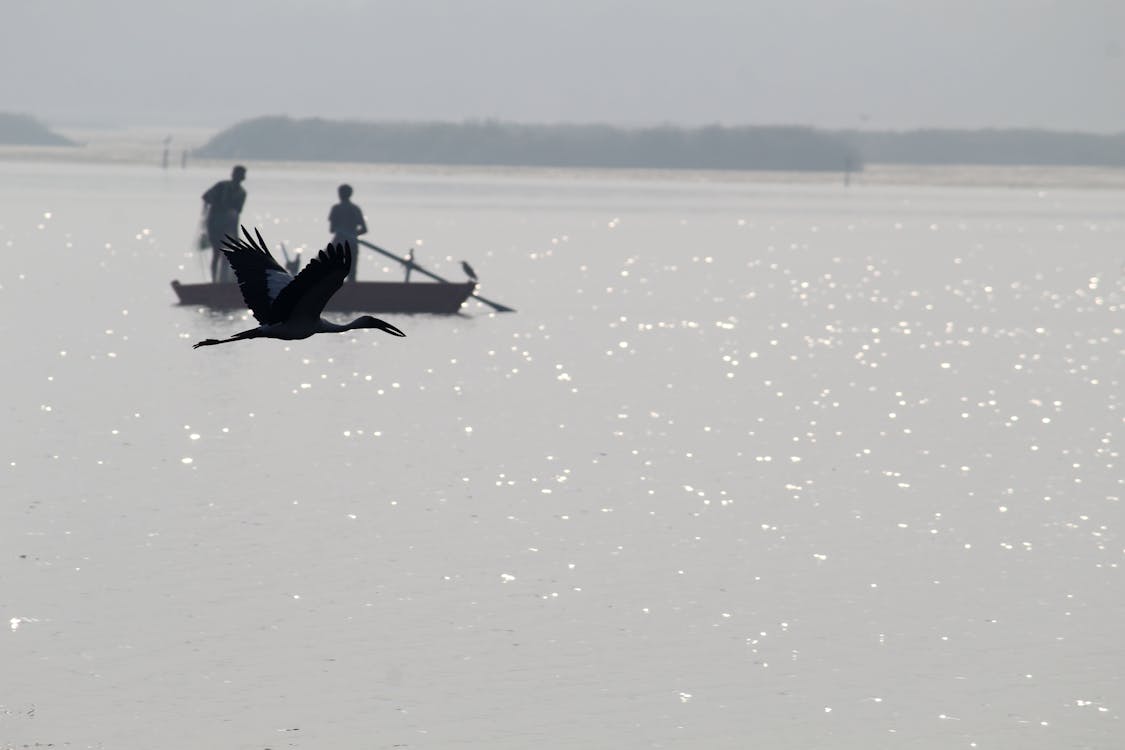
left=193, top=226, right=406, bottom=348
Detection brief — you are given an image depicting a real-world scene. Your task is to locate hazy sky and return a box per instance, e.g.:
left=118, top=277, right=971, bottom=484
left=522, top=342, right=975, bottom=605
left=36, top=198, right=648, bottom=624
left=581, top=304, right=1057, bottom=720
left=3, top=0, right=1123, bottom=131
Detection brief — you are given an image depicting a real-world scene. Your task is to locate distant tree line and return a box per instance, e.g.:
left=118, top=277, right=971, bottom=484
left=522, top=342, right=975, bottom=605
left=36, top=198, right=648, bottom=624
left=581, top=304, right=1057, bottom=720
left=0, top=113, right=75, bottom=146
left=196, top=117, right=1125, bottom=171
left=840, top=129, right=1125, bottom=167
left=8, top=112, right=1125, bottom=169
left=196, top=117, right=859, bottom=171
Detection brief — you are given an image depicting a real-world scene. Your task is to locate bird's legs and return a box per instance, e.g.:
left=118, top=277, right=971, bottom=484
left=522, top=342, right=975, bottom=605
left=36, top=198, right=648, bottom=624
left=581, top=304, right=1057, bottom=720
left=192, top=327, right=264, bottom=349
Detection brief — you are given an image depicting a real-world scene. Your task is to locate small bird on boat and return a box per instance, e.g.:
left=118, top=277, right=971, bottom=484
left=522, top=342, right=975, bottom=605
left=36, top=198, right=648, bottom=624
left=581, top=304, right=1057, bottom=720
left=193, top=226, right=406, bottom=349
left=461, top=260, right=478, bottom=281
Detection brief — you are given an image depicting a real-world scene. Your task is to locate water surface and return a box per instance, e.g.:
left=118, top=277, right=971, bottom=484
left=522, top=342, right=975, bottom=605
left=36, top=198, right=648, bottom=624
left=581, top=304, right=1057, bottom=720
left=1, top=160, right=1122, bottom=749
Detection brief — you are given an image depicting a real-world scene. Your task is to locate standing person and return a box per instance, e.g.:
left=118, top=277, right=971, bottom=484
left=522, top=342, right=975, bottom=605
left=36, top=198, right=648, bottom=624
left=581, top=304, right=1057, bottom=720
left=329, top=184, right=368, bottom=282
left=201, top=165, right=248, bottom=282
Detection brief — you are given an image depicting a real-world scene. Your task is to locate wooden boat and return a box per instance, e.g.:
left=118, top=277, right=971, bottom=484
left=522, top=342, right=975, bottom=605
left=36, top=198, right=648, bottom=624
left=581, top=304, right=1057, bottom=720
left=173, top=238, right=513, bottom=315
left=171, top=278, right=476, bottom=314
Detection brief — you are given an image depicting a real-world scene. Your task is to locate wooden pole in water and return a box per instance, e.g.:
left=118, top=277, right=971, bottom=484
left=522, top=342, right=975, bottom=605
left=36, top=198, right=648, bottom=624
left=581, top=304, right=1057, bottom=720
left=357, top=239, right=514, bottom=312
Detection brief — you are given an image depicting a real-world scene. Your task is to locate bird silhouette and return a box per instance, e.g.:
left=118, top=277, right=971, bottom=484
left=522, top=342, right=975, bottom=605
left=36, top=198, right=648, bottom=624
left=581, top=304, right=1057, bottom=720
left=461, top=261, right=478, bottom=281
left=193, top=226, right=405, bottom=348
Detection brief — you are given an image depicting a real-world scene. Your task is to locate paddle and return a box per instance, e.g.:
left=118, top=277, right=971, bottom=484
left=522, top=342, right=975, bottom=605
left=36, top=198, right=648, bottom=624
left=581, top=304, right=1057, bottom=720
left=357, top=239, right=515, bottom=313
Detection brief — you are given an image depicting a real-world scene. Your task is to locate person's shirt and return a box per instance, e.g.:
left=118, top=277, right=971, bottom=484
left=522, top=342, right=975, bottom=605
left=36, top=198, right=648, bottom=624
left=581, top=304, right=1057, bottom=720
left=202, top=180, right=247, bottom=229
left=329, top=201, right=366, bottom=237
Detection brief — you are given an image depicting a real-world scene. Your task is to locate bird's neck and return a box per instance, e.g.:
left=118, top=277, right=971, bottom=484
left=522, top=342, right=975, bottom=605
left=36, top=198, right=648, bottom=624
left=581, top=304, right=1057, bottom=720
left=317, top=319, right=353, bottom=333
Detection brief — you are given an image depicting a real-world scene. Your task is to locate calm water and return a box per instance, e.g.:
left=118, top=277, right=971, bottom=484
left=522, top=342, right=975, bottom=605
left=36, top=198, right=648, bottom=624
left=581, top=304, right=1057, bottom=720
left=1, top=160, right=1122, bottom=749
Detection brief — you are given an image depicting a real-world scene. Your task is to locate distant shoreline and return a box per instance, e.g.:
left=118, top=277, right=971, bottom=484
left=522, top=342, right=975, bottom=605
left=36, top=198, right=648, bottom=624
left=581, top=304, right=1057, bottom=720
left=197, top=117, right=860, bottom=172
left=0, top=112, right=76, bottom=146
left=2, top=126, right=1125, bottom=191
left=195, top=116, right=1125, bottom=173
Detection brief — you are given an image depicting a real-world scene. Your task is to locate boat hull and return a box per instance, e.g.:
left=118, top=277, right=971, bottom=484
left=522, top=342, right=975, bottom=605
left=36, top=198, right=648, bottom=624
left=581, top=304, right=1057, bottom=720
left=171, top=280, right=475, bottom=314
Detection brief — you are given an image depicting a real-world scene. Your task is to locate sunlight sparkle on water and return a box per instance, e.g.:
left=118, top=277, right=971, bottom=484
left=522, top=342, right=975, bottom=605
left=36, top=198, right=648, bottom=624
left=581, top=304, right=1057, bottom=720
left=2, top=162, right=1122, bottom=749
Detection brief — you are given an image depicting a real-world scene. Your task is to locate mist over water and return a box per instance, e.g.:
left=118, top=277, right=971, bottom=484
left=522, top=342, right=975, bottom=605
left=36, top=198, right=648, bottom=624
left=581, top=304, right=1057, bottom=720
left=1, top=161, right=1122, bottom=748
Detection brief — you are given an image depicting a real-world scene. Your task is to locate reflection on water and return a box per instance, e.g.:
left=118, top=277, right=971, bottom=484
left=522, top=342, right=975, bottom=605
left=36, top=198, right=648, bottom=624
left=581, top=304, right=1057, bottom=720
left=0, top=160, right=1122, bottom=748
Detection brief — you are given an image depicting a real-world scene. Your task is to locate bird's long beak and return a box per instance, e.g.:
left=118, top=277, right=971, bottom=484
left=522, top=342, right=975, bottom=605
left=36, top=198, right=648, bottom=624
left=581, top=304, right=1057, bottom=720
left=379, top=320, right=407, bottom=337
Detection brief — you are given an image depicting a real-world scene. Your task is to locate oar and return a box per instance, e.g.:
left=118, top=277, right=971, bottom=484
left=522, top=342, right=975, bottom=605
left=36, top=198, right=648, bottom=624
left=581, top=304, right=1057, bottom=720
left=357, top=239, right=515, bottom=313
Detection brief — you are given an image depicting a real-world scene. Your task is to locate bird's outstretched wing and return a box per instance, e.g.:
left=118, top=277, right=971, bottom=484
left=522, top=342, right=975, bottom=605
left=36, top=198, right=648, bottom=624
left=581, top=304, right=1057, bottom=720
left=270, top=240, right=351, bottom=322
left=221, top=226, right=294, bottom=324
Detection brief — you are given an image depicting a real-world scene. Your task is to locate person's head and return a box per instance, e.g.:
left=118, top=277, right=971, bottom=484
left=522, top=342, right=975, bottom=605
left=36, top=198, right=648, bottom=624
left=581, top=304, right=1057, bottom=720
left=232, top=165, right=247, bottom=183
left=338, top=184, right=353, bottom=201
